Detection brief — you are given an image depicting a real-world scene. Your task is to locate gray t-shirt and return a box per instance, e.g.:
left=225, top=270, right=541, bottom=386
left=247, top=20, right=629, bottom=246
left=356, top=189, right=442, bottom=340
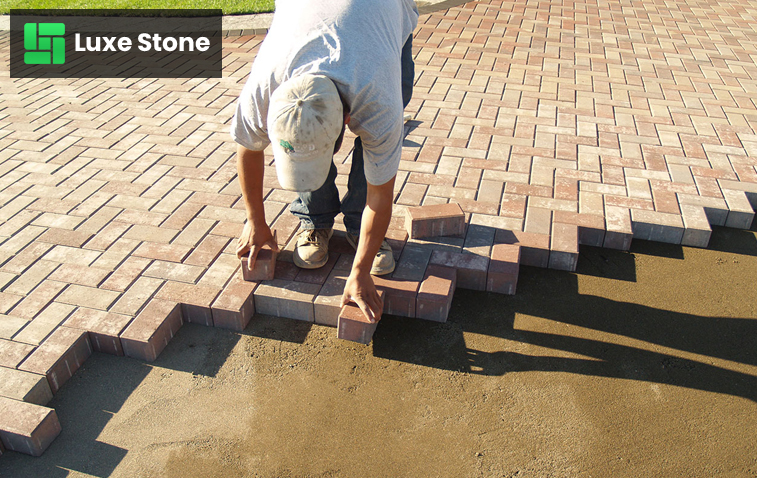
left=230, top=0, right=418, bottom=186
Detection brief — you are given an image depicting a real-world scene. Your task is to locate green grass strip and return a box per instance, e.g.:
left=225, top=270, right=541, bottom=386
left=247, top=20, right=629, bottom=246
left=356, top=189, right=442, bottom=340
left=0, top=0, right=274, bottom=15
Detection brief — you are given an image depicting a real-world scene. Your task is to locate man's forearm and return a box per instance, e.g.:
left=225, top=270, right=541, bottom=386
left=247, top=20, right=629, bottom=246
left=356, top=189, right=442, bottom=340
left=352, top=176, right=396, bottom=274
left=236, top=145, right=267, bottom=224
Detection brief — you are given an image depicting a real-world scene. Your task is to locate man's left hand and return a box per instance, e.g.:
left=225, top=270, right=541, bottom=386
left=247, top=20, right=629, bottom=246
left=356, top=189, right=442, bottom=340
left=340, top=270, right=384, bottom=323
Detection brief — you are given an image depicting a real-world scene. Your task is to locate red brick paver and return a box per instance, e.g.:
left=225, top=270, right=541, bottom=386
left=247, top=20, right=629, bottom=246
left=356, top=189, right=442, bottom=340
left=337, top=290, right=386, bottom=345
left=2, top=0, right=757, bottom=454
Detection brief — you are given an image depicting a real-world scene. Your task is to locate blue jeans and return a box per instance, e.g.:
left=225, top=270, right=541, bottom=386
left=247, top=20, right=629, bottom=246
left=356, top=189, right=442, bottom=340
left=290, top=35, right=415, bottom=235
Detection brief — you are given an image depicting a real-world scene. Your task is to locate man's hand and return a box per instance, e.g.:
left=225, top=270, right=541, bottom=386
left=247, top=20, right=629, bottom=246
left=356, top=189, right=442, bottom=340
left=236, top=220, right=279, bottom=270
left=235, top=145, right=277, bottom=270
left=340, top=270, right=384, bottom=323
left=342, top=174, right=395, bottom=322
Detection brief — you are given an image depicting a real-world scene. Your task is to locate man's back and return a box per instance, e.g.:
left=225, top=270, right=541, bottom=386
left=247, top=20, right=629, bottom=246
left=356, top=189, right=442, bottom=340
left=233, top=0, right=419, bottom=186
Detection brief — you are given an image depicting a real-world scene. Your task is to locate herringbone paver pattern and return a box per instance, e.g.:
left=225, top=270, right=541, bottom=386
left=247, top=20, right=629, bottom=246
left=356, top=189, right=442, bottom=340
left=1, top=0, right=757, bottom=454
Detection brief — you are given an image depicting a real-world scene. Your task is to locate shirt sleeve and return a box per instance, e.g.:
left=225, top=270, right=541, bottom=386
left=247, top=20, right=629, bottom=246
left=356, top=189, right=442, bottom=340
left=361, top=118, right=404, bottom=186
left=229, top=79, right=271, bottom=152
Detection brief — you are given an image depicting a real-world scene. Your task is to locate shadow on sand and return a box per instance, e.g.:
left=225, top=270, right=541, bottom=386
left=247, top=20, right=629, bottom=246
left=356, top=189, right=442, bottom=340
left=373, top=222, right=757, bottom=403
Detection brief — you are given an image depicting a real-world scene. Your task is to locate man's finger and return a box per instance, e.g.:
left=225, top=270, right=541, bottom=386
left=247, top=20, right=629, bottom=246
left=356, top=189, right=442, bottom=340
left=269, top=230, right=280, bottom=252
left=237, top=245, right=250, bottom=260
left=365, top=294, right=381, bottom=323
left=356, top=297, right=377, bottom=323
left=247, top=246, right=260, bottom=270
left=236, top=238, right=249, bottom=259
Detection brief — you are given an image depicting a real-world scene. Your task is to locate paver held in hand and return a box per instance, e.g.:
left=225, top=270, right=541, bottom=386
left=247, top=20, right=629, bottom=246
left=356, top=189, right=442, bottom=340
left=337, top=290, right=385, bottom=345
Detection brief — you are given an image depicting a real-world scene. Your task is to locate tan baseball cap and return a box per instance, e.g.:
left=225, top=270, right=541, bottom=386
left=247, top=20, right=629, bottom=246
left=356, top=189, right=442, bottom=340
left=267, top=74, right=344, bottom=192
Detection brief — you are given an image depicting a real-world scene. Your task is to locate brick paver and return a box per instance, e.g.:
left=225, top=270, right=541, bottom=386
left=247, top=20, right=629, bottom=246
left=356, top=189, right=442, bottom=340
left=2, top=0, right=757, bottom=454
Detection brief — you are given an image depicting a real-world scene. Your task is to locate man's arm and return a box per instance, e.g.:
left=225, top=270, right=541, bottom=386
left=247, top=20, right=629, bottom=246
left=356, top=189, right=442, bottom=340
left=235, top=145, right=278, bottom=268
left=340, top=175, right=396, bottom=322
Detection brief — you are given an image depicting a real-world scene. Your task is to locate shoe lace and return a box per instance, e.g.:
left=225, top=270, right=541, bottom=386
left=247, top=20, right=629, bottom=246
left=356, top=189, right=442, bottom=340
left=302, top=229, right=326, bottom=245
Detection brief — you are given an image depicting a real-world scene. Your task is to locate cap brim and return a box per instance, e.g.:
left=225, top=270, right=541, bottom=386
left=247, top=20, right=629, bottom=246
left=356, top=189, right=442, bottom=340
left=273, top=149, right=332, bottom=192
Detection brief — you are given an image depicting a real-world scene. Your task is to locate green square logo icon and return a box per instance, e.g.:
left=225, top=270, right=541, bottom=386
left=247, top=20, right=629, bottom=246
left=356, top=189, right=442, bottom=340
left=23, top=22, right=65, bottom=65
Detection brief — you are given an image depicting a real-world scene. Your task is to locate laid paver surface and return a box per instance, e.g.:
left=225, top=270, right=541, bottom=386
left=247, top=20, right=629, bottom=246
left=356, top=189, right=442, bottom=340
left=1, top=0, right=757, bottom=455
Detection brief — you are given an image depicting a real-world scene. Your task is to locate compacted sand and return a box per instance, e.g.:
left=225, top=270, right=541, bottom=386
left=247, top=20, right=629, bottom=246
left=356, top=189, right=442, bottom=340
left=2, top=223, right=756, bottom=477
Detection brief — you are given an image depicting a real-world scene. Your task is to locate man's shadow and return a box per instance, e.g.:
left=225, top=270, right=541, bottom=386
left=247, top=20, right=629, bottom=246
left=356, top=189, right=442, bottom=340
left=373, top=225, right=757, bottom=403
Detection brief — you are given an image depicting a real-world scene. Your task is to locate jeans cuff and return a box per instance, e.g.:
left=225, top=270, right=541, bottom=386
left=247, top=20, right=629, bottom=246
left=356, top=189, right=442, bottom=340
left=299, top=220, right=334, bottom=231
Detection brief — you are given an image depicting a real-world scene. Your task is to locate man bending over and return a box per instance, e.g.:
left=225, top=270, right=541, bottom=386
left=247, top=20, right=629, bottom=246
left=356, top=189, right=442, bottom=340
left=230, top=0, right=418, bottom=322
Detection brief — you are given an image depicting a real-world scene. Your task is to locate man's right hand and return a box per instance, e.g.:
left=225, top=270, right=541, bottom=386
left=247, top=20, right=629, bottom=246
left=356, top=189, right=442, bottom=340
left=236, top=219, right=279, bottom=270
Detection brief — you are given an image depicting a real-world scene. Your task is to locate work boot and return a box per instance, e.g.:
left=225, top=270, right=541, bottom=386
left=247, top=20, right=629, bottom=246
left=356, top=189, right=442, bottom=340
left=346, top=232, right=396, bottom=276
left=293, top=228, right=333, bottom=269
